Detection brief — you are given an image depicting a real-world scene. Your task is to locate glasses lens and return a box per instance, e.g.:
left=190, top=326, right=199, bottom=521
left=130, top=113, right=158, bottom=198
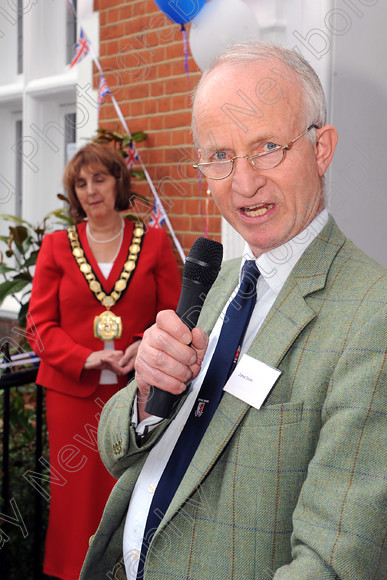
left=199, top=161, right=233, bottom=180
left=250, top=148, right=284, bottom=169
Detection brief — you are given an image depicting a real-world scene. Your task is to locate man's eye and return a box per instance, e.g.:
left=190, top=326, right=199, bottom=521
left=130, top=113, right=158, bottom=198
left=263, top=142, right=280, bottom=153
left=213, top=151, right=228, bottom=161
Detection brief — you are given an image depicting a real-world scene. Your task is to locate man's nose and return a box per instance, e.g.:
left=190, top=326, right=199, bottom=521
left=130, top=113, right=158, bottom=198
left=230, top=156, right=267, bottom=196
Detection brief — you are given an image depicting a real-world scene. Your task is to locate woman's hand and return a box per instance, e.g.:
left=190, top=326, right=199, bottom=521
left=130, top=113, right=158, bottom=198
left=118, top=340, right=142, bottom=375
left=83, top=342, right=142, bottom=376
left=84, top=350, right=124, bottom=372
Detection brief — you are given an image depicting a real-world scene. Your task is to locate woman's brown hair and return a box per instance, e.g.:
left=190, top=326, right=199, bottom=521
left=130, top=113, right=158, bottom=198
left=63, top=142, right=133, bottom=221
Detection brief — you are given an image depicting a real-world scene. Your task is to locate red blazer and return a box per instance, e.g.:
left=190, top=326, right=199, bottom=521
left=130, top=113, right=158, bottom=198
left=27, top=220, right=181, bottom=398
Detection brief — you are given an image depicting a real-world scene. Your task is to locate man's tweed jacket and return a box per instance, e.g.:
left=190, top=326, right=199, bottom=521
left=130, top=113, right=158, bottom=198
left=80, top=217, right=386, bottom=579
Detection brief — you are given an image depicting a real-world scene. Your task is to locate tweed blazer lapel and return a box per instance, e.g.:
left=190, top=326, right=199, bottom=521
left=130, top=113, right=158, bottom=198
left=248, top=217, right=346, bottom=370
left=156, top=217, right=346, bottom=535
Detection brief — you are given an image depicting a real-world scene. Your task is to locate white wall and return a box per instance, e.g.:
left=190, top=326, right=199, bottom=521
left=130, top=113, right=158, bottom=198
left=288, top=0, right=386, bottom=266
left=327, top=0, right=386, bottom=266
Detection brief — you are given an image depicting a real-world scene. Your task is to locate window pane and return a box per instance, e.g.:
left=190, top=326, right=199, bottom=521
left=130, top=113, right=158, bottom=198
left=64, top=112, right=77, bottom=164
left=66, top=0, right=77, bottom=64
left=15, top=120, right=22, bottom=216
left=17, top=0, right=23, bottom=74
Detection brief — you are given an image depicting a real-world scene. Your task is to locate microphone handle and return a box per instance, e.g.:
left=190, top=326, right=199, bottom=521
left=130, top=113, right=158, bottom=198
left=144, top=280, right=208, bottom=418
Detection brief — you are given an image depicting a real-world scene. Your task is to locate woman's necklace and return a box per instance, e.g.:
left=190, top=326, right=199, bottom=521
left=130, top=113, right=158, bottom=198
left=67, top=221, right=145, bottom=342
left=109, top=229, right=125, bottom=264
left=86, top=217, right=124, bottom=244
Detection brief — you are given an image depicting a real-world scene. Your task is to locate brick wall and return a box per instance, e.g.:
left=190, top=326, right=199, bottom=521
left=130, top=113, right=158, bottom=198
left=94, top=0, right=222, bottom=262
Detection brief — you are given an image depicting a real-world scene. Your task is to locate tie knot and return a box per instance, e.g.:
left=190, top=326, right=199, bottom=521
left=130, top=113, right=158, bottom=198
left=241, top=260, right=259, bottom=290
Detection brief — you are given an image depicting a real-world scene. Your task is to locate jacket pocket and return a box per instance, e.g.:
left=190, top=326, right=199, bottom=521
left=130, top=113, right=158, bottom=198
left=256, top=400, right=304, bottom=426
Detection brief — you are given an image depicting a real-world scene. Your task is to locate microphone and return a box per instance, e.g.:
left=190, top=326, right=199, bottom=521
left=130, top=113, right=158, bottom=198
left=144, top=237, right=223, bottom=418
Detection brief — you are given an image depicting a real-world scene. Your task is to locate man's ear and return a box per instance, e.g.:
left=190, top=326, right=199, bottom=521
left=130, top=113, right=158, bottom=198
left=315, top=125, right=338, bottom=177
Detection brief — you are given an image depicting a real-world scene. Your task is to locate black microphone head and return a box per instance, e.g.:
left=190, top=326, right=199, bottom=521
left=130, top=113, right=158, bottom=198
left=183, top=237, right=223, bottom=288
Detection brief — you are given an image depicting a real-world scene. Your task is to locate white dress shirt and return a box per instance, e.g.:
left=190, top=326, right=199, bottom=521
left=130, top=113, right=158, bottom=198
left=123, top=209, right=329, bottom=578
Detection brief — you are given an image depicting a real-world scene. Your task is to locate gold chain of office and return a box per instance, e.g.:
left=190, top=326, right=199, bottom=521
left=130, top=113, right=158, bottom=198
left=67, top=221, right=144, bottom=341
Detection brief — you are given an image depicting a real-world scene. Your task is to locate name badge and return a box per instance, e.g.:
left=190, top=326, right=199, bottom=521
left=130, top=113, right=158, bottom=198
left=224, top=354, right=282, bottom=409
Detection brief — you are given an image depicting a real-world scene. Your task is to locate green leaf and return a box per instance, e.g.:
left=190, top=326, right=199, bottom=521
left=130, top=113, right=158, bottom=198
left=14, top=272, right=33, bottom=282
left=132, top=131, right=147, bottom=143
left=10, top=409, right=34, bottom=437
left=45, top=208, right=66, bottom=219
left=111, top=131, right=124, bottom=140
left=0, top=214, right=33, bottom=228
left=57, top=193, right=69, bottom=203
left=18, top=301, right=29, bottom=328
left=93, top=135, right=111, bottom=144
left=20, top=286, right=32, bottom=299
left=0, top=279, right=30, bottom=305
left=45, top=209, right=73, bottom=226
left=121, top=213, right=145, bottom=224
left=23, top=236, right=33, bottom=252
left=10, top=226, right=29, bottom=253
left=0, top=264, right=14, bottom=273
left=131, top=169, right=146, bottom=180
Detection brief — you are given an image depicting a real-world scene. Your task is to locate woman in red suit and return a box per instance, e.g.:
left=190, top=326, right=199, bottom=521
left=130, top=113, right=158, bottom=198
left=27, top=143, right=181, bottom=580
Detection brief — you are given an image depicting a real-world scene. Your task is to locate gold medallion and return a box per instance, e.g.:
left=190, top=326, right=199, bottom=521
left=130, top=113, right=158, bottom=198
left=93, top=310, right=123, bottom=341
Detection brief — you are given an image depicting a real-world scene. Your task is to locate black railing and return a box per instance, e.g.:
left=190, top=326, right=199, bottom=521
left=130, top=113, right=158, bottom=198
left=0, top=341, right=44, bottom=579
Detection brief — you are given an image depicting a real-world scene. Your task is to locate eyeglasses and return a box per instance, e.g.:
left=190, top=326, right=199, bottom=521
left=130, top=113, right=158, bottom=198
left=193, top=124, right=319, bottom=180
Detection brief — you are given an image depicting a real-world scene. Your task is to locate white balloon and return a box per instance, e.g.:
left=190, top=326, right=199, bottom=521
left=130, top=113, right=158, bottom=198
left=189, top=0, right=260, bottom=71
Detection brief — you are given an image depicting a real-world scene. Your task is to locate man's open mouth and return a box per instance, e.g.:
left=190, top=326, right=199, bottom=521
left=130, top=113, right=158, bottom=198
left=242, top=203, right=274, bottom=217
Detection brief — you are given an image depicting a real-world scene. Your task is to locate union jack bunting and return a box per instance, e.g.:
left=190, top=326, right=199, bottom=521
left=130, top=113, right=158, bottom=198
left=125, top=142, right=139, bottom=168
left=148, top=197, right=167, bottom=228
left=98, top=75, right=111, bottom=105
left=70, top=28, right=90, bottom=68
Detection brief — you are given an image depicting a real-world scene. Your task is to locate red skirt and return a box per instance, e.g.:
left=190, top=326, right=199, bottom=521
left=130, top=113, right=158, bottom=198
left=43, top=384, right=121, bottom=580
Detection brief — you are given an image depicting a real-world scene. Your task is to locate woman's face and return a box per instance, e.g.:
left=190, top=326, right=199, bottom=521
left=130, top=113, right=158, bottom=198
left=74, top=165, right=118, bottom=221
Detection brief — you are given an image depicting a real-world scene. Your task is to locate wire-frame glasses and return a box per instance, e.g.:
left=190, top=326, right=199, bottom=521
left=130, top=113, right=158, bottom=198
left=193, top=124, right=319, bottom=180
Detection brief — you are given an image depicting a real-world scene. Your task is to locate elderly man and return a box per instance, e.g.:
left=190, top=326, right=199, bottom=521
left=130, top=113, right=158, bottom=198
left=81, top=42, right=386, bottom=579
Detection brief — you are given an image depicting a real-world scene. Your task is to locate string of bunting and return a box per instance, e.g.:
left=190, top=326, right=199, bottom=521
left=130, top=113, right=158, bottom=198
left=65, top=0, right=186, bottom=263
left=180, top=24, right=191, bottom=91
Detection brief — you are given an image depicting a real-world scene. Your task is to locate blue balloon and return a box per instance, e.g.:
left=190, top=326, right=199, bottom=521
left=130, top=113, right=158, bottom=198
left=153, top=0, right=207, bottom=24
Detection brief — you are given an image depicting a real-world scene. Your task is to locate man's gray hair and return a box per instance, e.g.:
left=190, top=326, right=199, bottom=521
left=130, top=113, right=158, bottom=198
left=192, top=41, right=327, bottom=142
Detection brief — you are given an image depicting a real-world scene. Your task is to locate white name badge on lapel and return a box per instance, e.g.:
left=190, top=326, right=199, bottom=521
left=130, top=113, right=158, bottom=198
left=223, top=354, right=282, bottom=410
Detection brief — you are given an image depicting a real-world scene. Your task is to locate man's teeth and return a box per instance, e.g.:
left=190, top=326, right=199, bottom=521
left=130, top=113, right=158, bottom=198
left=244, top=204, right=274, bottom=217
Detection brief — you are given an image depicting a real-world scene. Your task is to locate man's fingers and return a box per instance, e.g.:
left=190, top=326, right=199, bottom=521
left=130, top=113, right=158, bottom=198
left=191, top=327, right=209, bottom=363
left=135, top=354, right=189, bottom=397
left=142, top=325, right=196, bottom=367
left=136, top=340, right=193, bottom=384
left=155, top=310, right=192, bottom=344
left=134, top=313, right=209, bottom=405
